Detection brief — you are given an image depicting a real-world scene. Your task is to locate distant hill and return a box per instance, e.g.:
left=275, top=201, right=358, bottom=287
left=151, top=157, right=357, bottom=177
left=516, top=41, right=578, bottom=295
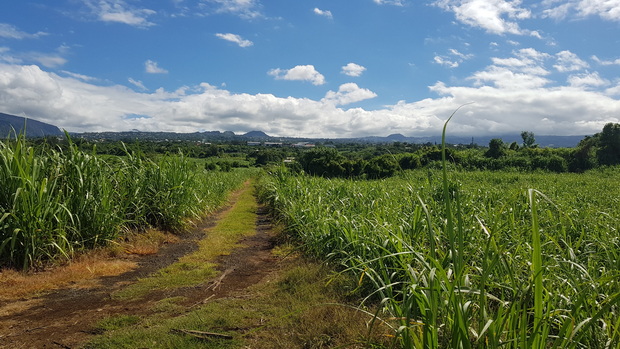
left=0, top=113, right=63, bottom=137
left=75, top=128, right=587, bottom=148
left=242, top=130, right=270, bottom=139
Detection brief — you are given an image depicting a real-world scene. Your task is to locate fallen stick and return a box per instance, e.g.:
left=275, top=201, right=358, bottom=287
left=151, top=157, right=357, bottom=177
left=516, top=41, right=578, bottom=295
left=206, top=267, right=234, bottom=291
left=170, top=328, right=233, bottom=340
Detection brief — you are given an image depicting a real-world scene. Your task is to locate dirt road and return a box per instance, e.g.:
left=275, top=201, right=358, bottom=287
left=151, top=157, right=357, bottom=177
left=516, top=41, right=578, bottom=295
left=0, top=186, right=278, bottom=348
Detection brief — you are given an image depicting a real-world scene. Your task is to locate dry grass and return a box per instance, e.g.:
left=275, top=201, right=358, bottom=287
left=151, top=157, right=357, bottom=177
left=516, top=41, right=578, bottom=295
left=118, top=229, right=180, bottom=256
left=0, top=229, right=179, bottom=302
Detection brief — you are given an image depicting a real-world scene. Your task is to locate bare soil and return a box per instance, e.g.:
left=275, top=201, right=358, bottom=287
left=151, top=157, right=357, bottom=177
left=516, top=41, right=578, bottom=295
left=0, top=192, right=279, bottom=349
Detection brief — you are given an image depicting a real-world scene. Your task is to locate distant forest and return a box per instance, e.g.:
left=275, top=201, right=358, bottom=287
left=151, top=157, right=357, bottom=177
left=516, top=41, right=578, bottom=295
left=22, top=122, right=620, bottom=177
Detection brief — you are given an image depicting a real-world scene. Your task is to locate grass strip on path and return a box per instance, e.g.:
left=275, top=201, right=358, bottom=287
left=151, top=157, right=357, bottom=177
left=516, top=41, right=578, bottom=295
left=112, top=180, right=258, bottom=300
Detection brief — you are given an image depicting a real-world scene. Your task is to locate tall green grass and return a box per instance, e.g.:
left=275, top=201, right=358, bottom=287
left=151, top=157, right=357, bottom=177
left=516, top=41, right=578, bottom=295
left=259, top=162, right=620, bottom=346
left=0, top=135, right=255, bottom=269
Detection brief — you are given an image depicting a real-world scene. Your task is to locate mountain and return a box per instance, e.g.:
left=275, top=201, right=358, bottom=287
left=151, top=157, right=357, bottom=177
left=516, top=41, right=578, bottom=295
left=386, top=133, right=408, bottom=141
left=242, top=130, right=270, bottom=139
left=0, top=113, right=64, bottom=137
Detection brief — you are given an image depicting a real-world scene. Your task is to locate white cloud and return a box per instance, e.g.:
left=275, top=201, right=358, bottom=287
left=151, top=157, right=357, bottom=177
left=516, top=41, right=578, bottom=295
left=0, top=47, right=22, bottom=65
left=313, top=8, right=333, bottom=19
left=82, top=0, right=156, bottom=27
left=341, top=63, right=366, bottom=77
left=469, top=65, right=551, bottom=89
left=568, top=72, right=609, bottom=89
left=200, top=0, right=263, bottom=19
left=434, top=55, right=459, bottom=68
left=373, top=0, right=405, bottom=6
left=145, top=60, right=168, bottom=74
left=553, top=50, right=589, bottom=72
left=128, top=78, right=147, bottom=90
left=322, top=83, right=377, bottom=106
left=433, top=48, right=474, bottom=68
left=215, top=33, right=253, bottom=47
left=0, top=45, right=69, bottom=68
left=433, top=0, right=532, bottom=35
left=0, top=23, right=47, bottom=39
left=606, top=82, right=620, bottom=96
left=30, top=54, right=67, bottom=68
left=61, top=71, right=99, bottom=82
left=592, top=55, right=620, bottom=66
left=543, top=0, right=620, bottom=21
left=268, top=65, right=326, bottom=85
left=449, top=48, right=474, bottom=60
left=0, top=62, right=618, bottom=138
left=529, top=30, right=542, bottom=39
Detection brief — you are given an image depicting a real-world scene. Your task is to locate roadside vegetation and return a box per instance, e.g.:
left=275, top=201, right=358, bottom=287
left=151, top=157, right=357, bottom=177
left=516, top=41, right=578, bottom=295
left=0, top=133, right=255, bottom=269
left=256, top=120, right=620, bottom=347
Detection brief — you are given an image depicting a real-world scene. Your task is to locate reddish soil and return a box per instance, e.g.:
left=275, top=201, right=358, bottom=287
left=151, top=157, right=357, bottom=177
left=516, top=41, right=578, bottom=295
left=0, top=197, right=279, bottom=349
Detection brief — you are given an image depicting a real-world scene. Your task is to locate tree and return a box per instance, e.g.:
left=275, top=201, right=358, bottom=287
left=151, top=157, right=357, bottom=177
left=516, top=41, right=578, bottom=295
left=485, top=138, right=507, bottom=158
left=597, top=123, right=620, bottom=165
left=521, top=131, right=536, bottom=148
left=249, top=149, right=284, bottom=166
left=569, top=135, right=597, bottom=172
left=299, top=147, right=347, bottom=177
left=364, top=154, right=399, bottom=179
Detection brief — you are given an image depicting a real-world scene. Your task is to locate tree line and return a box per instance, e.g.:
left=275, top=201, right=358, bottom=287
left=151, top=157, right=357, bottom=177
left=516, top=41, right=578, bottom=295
left=24, top=122, right=620, bottom=178
left=290, top=123, right=620, bottom=178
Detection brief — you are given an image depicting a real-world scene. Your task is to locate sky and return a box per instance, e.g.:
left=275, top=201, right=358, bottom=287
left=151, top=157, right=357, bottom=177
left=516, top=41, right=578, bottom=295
left=0, top=0, right=619, bottom=138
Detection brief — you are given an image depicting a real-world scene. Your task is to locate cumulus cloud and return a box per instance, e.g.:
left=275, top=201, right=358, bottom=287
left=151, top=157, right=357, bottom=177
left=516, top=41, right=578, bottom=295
left=0, top=23, right=47, bottom=39
left=313, top=8, right=333, bottom=19
left=341, top=63, right=366, bottom=77
left=553, top=50, right=589, bottom=72
left=268, top=65, right=325, bottom=85
left=82, top=0, right=156, bottom=27
left=543, top=0, right=620, bottom=21
left=215, top=33, right=253, bottom=47
left=0, top=60, right=618, bottom=139
left=322, top=83, right=377, bottom=106
left=145, top=60, right=168, bottom=74
left=568, top=72, right=609, bottom=89
left=433, top=0, right=532, bottom=35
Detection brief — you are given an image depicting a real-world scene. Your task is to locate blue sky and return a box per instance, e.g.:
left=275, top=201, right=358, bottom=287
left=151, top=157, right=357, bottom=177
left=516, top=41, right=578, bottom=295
left=0, top=0, right=619, bottom=138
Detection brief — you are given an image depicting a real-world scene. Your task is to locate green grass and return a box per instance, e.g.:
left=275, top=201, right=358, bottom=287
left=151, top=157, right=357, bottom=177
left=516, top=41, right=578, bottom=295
left=112, top=181, right=258, bottom=300
left=258, top=165, right=620, bottom=347
left=0, top=134, right=256, bottom=269
left=86, top=259, right=392, bottom=349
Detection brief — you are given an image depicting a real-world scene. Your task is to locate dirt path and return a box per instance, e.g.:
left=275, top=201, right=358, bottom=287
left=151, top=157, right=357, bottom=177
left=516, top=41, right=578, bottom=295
left=0, top=185, right=279, bottom=349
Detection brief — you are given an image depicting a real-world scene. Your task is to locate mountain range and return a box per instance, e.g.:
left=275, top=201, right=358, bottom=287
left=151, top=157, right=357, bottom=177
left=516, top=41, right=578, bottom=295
left=0, top=112, right=586, bottom=147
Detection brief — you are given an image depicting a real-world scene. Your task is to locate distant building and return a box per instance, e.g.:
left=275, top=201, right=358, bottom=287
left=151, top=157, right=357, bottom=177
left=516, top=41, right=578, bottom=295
left=291, top=142, right=315, bottom=148
left=264, top=142, right=283, bottom=147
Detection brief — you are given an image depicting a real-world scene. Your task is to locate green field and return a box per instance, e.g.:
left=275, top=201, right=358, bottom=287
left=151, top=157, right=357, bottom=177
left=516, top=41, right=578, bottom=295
left=0, top=135, right=256, bottom=269
left=2, top=130, right=619, bottom=347
left=258, top=167, right=620, bottom=348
